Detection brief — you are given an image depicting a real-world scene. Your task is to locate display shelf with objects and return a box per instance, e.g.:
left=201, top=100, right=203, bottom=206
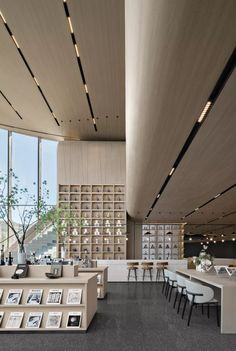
left=76, top=266, right=108, bottom=299
left=57, top=184, right=127, bottom=260
left=142, top=224, right=184, bottom=260
left=0, top=273, right=97, bottom=332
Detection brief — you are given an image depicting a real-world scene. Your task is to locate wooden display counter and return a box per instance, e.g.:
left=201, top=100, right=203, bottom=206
left=0, top=271, right=97, bottom=332
left=77, top=266, right=108, bottom=299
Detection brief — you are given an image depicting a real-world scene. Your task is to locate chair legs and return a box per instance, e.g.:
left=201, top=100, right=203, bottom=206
left=187, top=300, right=195, bottom=326
left=173, top=290, right=178, bottom=308
left=134, top=268, right=137, bottom=281
left=177, top=293, right=183, bottom=314
left=216, top=303, right=220, bottom=327
left=128, top=269, right=131, bottom=281
left=182, top=296, right=188, bottom=319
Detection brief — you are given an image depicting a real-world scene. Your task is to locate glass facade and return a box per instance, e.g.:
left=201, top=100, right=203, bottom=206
left=0, top=128, right=58, bottom=249
left=0, top=129, right=8, bottom=245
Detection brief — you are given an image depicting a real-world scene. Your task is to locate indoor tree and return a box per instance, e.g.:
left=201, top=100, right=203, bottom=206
left=0, top=170, right=52, bottom=262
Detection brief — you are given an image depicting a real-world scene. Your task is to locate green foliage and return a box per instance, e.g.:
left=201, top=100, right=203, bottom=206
left=0, top=170, right=51, bottom=249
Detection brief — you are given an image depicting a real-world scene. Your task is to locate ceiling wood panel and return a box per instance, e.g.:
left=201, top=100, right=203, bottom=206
left=0, top=21, right=57, bottom=135
left=0, top=0, right=125, bottom=140
left=149, top=70, right=236, bottom=223
left=68, top=0, right=125, bottom=140
left=126, top=0, right=236, bottom=220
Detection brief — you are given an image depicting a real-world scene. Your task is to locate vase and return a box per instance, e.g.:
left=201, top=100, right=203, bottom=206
left=17, top=246, right=26, bottom=264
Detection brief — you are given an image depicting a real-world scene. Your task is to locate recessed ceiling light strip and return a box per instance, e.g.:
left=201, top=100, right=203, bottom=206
left=0, top=90, right=23, bottom=120
left=183, top=184, right=236, bottom=219
left=63, top=0, right=97, bottom=132
left=0, top=11, right=60, bottom=127
left=145, top=48, right=236, bottom=220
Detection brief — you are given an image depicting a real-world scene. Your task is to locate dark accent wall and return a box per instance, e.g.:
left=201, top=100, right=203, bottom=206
left=184, top=242, right=236, bottom=258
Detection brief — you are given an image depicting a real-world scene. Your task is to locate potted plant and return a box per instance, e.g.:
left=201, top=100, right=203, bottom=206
left=194, top=248, right=213, bottom=272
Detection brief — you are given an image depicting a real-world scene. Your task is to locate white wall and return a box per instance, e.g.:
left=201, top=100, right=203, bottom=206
left=58, top=141, right=125, bottom=185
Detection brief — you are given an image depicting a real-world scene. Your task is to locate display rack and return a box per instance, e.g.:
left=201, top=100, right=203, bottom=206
left=142, top=224, right=184, bottom=260
left=77, top=266, right=108, bottom=299
left=0, top=273, right=97, bottom=332
left=58, top=184, right=127, bottom=260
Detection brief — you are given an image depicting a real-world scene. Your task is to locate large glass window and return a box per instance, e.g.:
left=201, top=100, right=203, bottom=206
left=0, top=129, right=8, bottom=245
left=41, top=139, right=58, bottom=206
left=11, top=133, right=38, bottom=246
left=0, top=128, right=58, bottom=252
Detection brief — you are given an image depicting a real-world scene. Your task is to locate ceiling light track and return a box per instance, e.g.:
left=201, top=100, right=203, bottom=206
left=0, top=11, right=60, bottom=127
left=183, top=184, right=236, bottom=219
left=145, top=48, right=236, bottom=220
left=0, top=90, right=23, bottom=120
left=63, top=0, right=97, bottom=132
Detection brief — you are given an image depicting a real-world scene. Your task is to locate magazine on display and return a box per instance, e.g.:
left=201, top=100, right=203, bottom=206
left=26, top=289, right=43, bottom=305
left=0, top=312, right=4, bottom=326
left=66, top=312, right=82, bottom=328
left=46, top=312, right=62, bottom=328
left=97, top=274, right=102, bottom=284
left=66, top=289, right=82, bottom=304
left=25, top=312, right=43, bottom=329
left=6, top=312, right=24, bottom=329
left=0, top=289, right=3, bottom=303
left=46, top=289, right=63, bottom=304
left=5, top=289, right=22, bottom=305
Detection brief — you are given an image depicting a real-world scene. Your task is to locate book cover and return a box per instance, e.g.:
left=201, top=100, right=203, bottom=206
left=25, top=312, right=43, bottom=328
left=0, top=312, right=4, bottom=326
left=0, top=289, right=3, bottom=303
left=97, top=274, right=102, bottom=284
left=6, top=312, right=24, bottom=329
left=46, top=289, right=63, bottom=304
left=14, top=264, right=29, bottom=278
left=66, top=312, right=82, bottom=328
left=46, top=312, right=62, bottom=328
left=5, top=289, right=22, bottom=305
left=66, top=289, right=82, bottom=304
left=26, top=289, right=43, bottom=305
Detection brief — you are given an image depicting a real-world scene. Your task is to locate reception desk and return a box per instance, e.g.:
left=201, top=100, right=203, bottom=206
left=97, top=259, right=187, bottom=282
left=176, top=268, right=236, bottom=334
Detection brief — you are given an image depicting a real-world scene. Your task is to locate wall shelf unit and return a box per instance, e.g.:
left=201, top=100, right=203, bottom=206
left=142, top=224, right=184, bottom=260
left=58, top=184, right=127, bottom=260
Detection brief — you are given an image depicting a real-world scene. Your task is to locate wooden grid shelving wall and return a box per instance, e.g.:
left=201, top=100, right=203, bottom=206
left=142, top=224, right=184, bottom=260
left=58, top=184, right=127, bottom=260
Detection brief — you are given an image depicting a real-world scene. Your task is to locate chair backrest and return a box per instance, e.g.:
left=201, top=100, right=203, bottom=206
left=185, top=279, right=214, bottom=304
left=168, top=271, right=177, bottom=282
left=176, top=275, right=186, bottom=293
left=164, top=269, right=170, bottom=280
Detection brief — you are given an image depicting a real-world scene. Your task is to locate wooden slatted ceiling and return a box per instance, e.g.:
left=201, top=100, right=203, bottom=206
left=0, top=20, right=57, bottom=134
left=0, top=0, right=125, bottom=140
left=67, top=0, right=125, bottom=140
left=125, top=0, right=236, bottom=222
left=149, top=70, right=236, bottom=223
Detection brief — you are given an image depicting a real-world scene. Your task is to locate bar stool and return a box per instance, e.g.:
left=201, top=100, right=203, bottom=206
left=156, top=261, right=168, bottom=281
left=127, top=262, right=139, bottom=281
left=140, top=262, right=153, bottom=281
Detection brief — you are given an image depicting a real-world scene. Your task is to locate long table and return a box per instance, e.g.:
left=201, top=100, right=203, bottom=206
left=176, top=268, right=236, bottom=334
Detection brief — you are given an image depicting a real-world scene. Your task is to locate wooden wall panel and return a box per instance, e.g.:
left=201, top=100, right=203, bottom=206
left=58, top=141, right=125, bottom=185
